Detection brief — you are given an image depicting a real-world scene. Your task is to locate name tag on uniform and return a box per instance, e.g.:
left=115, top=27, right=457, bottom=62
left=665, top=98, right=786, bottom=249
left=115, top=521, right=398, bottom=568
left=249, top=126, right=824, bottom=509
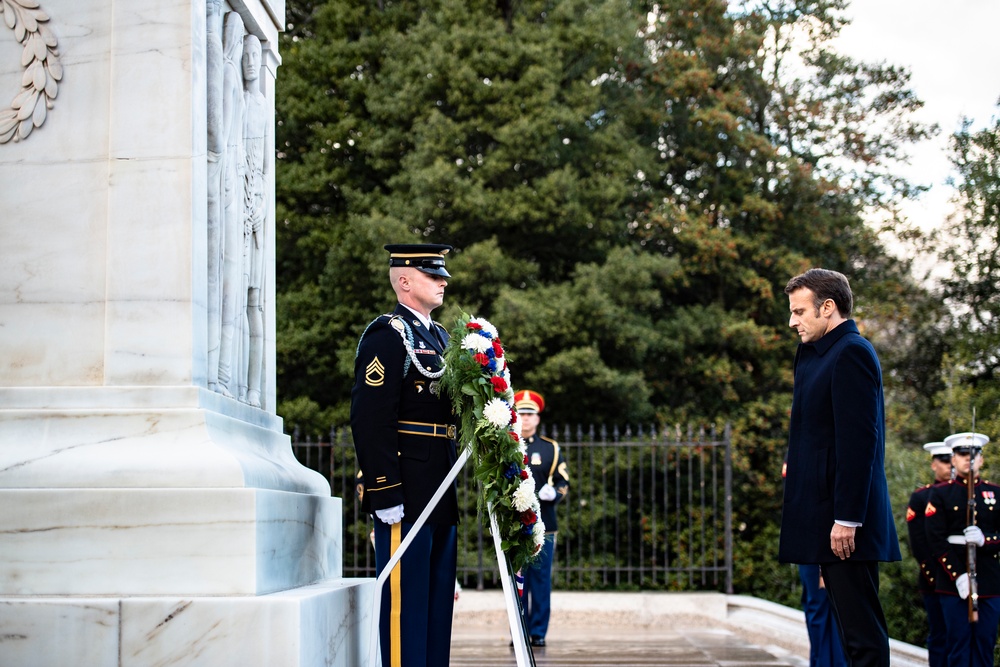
left=414, top=349, right=437, bottom=355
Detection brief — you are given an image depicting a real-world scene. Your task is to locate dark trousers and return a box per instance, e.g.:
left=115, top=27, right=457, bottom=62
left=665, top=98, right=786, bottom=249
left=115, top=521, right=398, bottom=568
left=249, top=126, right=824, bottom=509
left=523, top=534, right=556, bottom=640
left=940, top=595, right=1000, bottom=667
left=800, top=564, right=847, bottom=667
left=821, top=560, right=889, bottom=667
left=374, top=520, right=457, bottom=667
left=921, top=592, right=947, bottom=667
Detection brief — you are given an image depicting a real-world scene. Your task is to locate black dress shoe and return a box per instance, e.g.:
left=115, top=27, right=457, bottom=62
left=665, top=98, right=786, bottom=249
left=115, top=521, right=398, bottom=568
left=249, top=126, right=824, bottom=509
left=530, top=637, right=546, bottom=647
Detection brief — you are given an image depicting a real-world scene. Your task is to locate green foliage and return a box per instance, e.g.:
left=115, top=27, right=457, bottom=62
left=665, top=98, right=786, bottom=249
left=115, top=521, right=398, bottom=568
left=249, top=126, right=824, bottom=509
left=925, top=112, right=1000, bottom=440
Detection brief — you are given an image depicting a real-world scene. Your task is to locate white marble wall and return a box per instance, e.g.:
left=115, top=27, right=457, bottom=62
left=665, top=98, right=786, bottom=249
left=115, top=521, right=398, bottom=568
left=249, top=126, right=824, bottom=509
left=0, top=0, right=374, bottom=664
left=0, top=487, right=340, bottom=596
left=0, top=0, right=282, bottom=410
left=0, top=579, right=373, bottom=667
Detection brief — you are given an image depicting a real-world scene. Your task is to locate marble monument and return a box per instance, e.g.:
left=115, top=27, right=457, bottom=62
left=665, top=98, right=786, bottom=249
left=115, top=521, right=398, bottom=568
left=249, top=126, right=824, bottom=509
left=0, top=1, right=372, bottom=665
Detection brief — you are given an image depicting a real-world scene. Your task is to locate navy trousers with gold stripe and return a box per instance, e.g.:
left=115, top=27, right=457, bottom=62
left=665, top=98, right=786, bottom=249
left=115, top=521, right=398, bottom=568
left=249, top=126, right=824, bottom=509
left=374, top=520, right=457, bottom=667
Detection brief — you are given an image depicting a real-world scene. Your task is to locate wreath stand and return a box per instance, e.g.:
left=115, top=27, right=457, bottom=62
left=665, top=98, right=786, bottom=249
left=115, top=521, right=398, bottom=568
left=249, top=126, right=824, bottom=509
left=364, top=449, right=535, bottom=667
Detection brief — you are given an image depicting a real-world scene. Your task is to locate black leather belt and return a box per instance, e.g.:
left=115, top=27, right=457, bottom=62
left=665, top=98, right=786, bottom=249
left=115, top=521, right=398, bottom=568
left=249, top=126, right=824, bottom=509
left=398, top=420, right=457, bottom=440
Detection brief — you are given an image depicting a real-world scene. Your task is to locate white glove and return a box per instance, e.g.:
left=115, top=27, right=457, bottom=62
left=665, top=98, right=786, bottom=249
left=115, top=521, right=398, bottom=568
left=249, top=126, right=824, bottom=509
left=965, top=525, right=986, bottom=547
left=375, top=504, right=405, bottom=525
left=956, top=573, right=971, bottom=600
left=538, top=484, right=556, bottom=502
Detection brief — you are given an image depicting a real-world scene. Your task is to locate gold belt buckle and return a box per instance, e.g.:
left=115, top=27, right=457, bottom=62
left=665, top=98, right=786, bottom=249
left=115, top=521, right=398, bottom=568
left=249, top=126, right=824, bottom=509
left=446, top=424, right=456, bottom=440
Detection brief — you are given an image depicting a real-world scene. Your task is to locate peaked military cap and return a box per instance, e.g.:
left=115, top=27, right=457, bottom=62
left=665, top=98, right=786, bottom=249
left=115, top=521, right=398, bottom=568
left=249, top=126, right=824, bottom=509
left=945, top=431, right=990, bottom=454
left=922, top=441, right=951, bottom=458
left=514, top=389, right=545, bottom=414
left=384, top=243, right=453, bottom=278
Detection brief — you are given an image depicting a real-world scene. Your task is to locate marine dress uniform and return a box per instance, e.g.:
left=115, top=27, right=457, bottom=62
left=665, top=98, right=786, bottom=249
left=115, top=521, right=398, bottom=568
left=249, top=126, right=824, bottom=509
left=351, top=244, right=458, bottom=667
left=905, top=441, right=951, bottom=667
left=515, top=390, right=569, bottom=647
left=925, top=432, right=999, bottom=667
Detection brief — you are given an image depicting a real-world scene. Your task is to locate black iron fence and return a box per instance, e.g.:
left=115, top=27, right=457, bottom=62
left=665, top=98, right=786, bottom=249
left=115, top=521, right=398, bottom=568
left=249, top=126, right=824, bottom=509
left=292, top=423, right=733, bottom=594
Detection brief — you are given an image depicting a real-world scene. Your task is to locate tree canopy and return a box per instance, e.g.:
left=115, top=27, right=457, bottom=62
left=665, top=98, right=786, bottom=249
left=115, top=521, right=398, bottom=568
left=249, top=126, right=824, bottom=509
left=275, top=0, right=930, bottom=428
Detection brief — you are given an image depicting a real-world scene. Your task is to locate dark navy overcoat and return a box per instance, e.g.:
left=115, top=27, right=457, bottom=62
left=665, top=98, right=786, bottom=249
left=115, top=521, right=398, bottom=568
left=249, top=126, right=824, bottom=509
left=778, top=320, right=901, bottom=564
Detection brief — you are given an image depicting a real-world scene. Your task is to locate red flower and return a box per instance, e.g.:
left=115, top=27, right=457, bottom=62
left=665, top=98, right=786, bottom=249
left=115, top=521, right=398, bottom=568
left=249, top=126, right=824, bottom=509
left=466, top=322, right=482, bottom=331
left=490, top=376, right=508, bottom=393
left=523, top=454, right=529, bottom=465
left=520, top=469, right=529, bottom=480
left=492, top=339, right=504, bottom=357
left=520, top=509, right=537, bottom=526
left=473, top=352, right=490, bottom=366
left=510, top=408, right=517, bottom=423
left=508, top=432, right=519, bottom=442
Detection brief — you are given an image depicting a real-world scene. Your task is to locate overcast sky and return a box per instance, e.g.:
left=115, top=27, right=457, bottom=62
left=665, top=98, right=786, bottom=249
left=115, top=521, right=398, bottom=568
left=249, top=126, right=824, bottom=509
left=834, top=0, right=1000, bottom=236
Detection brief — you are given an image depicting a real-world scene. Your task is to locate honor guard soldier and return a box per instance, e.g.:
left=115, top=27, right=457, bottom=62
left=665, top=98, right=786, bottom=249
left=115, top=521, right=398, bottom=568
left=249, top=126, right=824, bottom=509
left=905, top=441, right=953, bottom=667
left=925, top=431, right=999, bottom=667
left=514, top=390, right=569, bottom=648
left=351, top=243, right=458, bottom=667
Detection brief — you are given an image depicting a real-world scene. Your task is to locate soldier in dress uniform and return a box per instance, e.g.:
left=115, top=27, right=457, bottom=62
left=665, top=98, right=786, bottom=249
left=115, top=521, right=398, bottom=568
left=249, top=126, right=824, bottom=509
left=514, top=390, right=569, bottom=648
left=905, top=441, right=953, bottom=667
left=925, top=431, right=999, bottom=667
left=350, top=243, right=458, bottom=667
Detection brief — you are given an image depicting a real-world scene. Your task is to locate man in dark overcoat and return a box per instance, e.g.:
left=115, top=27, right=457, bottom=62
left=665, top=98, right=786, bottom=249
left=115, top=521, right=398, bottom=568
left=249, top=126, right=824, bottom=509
left=778, top=268, right=901, bottom=667
left=351, top=243, right=458, bottom=667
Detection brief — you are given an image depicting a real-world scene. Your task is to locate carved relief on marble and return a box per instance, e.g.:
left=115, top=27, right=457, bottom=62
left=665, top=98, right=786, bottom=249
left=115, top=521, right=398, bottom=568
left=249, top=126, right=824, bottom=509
left=206, top=9, right=270, bottom=408
left=242, top=34, right=267, bottom=408
left=0, top=0, right=62, bottom=143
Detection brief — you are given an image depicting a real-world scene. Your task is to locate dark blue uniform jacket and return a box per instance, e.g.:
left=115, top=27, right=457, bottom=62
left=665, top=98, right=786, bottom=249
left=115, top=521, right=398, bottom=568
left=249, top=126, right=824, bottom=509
left=926, top=477, right=1000, bottom=597
left=524, top=434, right=569, bottom=532
left=907, top=483, right=939, bottom=592
left=350, top=303, right=459, bottom=526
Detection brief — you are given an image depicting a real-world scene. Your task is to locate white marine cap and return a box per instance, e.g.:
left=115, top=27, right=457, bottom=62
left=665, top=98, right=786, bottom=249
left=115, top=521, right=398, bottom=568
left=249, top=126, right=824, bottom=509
left=923, top=441, right=952, bottom=457
left=944, top=432, right=990, bottom=452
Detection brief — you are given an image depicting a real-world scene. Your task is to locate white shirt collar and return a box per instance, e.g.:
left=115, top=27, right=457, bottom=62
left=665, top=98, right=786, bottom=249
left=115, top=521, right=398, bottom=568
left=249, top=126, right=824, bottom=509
left=400, top=304, right=433, bottom=331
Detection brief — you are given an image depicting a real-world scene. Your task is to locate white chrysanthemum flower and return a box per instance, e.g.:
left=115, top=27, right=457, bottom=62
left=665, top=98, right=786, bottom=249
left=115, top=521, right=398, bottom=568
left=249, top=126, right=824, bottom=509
left=471, top=317, right=499, bottom=339
left=512, top=475, right=537, bottom=512
left=532, top=520, right=546, bottom=546
left=461, top=333, right=492, bottom=353
left=483, top=398, right=512, bottom=428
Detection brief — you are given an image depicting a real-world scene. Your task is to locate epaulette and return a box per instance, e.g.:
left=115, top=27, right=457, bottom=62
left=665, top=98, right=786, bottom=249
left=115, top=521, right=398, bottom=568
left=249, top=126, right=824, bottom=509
left=357, top=314, right=416, bottom=375
left=355, top=313, right=394, bottom=357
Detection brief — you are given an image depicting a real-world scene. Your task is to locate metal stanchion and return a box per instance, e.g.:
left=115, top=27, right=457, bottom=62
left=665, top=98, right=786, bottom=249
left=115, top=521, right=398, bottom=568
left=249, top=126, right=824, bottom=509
left=489, top=507, right=534, bottom=667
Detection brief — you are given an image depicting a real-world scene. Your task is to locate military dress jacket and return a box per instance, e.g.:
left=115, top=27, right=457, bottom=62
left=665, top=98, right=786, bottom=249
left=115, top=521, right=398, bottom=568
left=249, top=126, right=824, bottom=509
left=778, top=320, right=901, bottom=564
left=350, top=303, right=459, bottom=526
left=906, top=483, right=939, bottom=593
left=523, top=434, right=569, bottom=532
left=925, top=476, right=1000, bottom=597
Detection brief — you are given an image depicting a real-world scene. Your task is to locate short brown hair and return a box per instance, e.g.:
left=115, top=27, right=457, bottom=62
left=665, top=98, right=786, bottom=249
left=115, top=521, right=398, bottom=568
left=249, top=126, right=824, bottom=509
left=784, top=268, right=853, bottom=318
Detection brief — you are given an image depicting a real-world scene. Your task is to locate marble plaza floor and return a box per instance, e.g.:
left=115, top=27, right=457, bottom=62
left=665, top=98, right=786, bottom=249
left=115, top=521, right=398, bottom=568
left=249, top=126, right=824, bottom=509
left=451, top=627, right=807, bottom=666
left=448, top=591, right=927, bottom=667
